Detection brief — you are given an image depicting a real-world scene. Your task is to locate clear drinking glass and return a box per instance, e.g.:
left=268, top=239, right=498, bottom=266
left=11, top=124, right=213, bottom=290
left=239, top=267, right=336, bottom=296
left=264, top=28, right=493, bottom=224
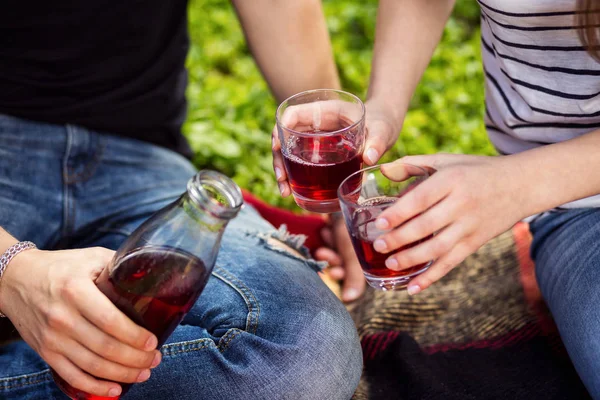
left=338, top=162, right=432, bottom=291
left=52, top=170, right=243, bottom=400
left=276, top=89, right=366, bottom=213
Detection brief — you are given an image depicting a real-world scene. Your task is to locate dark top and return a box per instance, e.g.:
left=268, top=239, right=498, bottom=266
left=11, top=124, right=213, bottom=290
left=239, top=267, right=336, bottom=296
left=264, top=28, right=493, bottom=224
left=0, top=0, right=192, bottom=156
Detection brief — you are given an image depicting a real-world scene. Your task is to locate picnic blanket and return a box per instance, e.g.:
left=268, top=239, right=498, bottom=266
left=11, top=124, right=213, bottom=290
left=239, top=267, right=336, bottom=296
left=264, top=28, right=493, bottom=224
left=347, top=224, right=590, bottom=400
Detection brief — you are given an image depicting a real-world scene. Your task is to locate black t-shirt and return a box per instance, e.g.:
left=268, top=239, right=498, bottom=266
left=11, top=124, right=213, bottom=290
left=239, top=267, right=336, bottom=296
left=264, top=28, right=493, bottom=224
left=0, top=1, right=192, bottom=156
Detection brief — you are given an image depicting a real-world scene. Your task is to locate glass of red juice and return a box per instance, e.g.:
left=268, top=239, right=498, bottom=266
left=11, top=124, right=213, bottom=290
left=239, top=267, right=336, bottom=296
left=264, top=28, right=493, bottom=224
left=338, top=162, right=432, bottom=291
left=276, top=89, right=366, bottom=213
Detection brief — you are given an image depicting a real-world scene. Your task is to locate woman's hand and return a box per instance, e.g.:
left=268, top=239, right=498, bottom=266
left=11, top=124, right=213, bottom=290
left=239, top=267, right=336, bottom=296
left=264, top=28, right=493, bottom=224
left=373, top=154, right=529, bottom=295
left=272, top=99, right=402, bottom=196
left=0, top=247, right=161, bottom=398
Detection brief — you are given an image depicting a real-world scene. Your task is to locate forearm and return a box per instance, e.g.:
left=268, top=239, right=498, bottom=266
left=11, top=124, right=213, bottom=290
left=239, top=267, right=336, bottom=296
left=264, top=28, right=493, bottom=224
left=509, top=129, right=600, bottom=215
left=232, top=0, right=340, bottom=103
left=367, top=0, right=455, bottom=125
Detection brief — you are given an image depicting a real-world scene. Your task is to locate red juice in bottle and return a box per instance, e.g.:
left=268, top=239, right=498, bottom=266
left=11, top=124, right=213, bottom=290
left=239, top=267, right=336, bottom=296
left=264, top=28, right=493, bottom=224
left=51, top=169, right=243, bottom=400
left=52, top=246, right=208, bottom=400
left=98, top=246, right=208, bottom=346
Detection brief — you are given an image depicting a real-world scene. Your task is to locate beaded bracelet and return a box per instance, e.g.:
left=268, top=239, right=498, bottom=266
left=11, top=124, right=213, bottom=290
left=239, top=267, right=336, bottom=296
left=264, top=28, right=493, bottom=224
left=0, top=241, right=37, bottom=317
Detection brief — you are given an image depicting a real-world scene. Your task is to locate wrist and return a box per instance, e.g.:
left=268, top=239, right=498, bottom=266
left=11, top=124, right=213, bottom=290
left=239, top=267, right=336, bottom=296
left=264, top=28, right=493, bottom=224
left=365, top=96, right=406, bottom=134
left=0, top=243, right=38, bottom=317
left=500, top=154, right=550, bottom=218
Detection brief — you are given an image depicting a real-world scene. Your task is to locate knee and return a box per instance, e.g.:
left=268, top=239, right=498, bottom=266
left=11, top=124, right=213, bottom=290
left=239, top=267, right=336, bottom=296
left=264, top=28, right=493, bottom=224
left=268, top=309, right=363, bottom=400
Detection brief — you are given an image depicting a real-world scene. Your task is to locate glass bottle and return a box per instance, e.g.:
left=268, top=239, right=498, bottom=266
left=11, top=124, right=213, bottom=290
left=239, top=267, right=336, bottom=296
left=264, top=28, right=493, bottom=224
left=52, top=170, right=244, bottom=400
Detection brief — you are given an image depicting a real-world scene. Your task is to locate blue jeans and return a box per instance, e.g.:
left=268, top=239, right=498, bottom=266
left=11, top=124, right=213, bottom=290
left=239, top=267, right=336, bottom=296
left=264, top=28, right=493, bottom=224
left=530, top=209, right=600, bottom=399
left=0, top=115, right=362, bottom=400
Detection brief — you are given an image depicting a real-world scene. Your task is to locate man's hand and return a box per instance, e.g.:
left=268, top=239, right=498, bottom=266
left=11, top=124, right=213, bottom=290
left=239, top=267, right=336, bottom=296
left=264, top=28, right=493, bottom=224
left=362, top=98, right=403, bottom=165
left=0, top=247, right=161, bottom=398
left=314, top=215, right=366, bottom=303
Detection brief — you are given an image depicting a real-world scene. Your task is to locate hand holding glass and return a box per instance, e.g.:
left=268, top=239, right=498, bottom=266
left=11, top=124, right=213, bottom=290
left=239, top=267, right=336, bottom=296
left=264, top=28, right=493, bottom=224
left=338, top=163, right=432, bottom=291
left=276, top=89, right=366, bottom=213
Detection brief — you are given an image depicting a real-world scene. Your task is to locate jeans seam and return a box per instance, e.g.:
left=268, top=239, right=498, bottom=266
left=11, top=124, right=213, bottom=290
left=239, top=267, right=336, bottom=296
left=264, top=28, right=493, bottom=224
left=218, top=328, right=243, bottom=352
left=159, top=328, right=244, bottom=357
left=161, top=340, right=217, bottom=356
left=144, top=266, right=260, bottom=357
left=61, top=129, right=74, bottom=238
left=0, top=369, right=51, bottom=390
left=63, top=127, right=105, bottom=184
left=212, top=266, right=260, bottom=335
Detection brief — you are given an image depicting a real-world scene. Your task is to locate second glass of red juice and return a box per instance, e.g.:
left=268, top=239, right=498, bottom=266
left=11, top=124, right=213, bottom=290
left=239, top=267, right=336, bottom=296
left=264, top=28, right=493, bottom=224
left=276, top=89, right=365, bottom=213
left=338, top=163, right=432, bottom=291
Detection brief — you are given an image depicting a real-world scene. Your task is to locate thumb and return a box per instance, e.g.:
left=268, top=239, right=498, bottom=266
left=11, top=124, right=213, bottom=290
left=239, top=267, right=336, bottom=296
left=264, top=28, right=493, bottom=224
left=363, top=119, right=397, bottom=166
left=395, top=153, right=461, bottom=172
left=341, top=261, right=366, bottom=303
left=81, top=247, right=116, bottom=280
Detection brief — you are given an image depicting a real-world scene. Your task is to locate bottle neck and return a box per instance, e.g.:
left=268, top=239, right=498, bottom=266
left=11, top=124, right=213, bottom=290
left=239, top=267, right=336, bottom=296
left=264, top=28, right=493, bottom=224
left=185, top=170, right=243, bottom=227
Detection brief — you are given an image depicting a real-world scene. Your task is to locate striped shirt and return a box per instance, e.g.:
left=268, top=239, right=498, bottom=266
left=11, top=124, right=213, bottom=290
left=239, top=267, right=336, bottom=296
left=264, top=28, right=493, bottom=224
left=480, top=0, right=600, bottom=209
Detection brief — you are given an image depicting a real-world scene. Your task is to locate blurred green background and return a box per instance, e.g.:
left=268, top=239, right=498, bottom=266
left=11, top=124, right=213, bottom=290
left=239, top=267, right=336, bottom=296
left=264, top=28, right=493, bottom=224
left=185, top=0, right=494, bottom=210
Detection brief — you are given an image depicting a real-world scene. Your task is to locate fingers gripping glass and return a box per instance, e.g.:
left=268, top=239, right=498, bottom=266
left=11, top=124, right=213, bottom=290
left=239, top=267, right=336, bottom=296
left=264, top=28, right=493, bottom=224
left=276, top=89, right=366, bottom=213
left=338, top=163, right=432, bottom=291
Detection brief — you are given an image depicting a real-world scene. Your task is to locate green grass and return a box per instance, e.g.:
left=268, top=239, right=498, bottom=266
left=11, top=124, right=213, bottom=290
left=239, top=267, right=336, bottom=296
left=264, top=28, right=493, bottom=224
left=185, top=0, right=493, bottom=210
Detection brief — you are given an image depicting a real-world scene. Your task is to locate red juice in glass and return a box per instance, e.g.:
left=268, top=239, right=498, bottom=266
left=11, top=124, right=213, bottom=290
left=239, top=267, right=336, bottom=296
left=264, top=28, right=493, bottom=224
left=276, top=89, right=366, bottom=213
left=347, top=196, right=432, bottom=289
left=52, top=246, right=208, bottom=400
left=339, top=163, right=432, bottom=291
left=351, top=234, right=430, bottom=279
left=282, top=133, right=362, bottom=203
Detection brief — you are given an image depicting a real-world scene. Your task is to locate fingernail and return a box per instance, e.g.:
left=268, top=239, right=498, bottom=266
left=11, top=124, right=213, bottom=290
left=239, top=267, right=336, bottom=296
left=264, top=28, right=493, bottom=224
left=375, top=218, right=389, bottom=230
left=137, top=369, right=151, bottom=382
left=275, top=167, right=283, bottom=181
left=373, top=239, right=387, bottom=252
left=366, top=148, right=379, bottom=164
left=108, top=387, right=122, bottom=397
left=145, top=336, right=157, bottom=351
left=344, top=288, right=360, bottom=302
left=278, top=183, right=286, bottom=195
left=407, top=285, right=421, bottom=295
left=151, top=352, right=161, bottom=368
left=385, top=258, right=399, bottom=270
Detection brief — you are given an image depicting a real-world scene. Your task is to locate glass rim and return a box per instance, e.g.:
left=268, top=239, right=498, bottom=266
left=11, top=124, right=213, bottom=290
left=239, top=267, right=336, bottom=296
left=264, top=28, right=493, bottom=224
left=187, top=170, right=244, bottom=220
left=337, top=162, right=430, bottom=207
left=275, top=88, right=366, bottom=138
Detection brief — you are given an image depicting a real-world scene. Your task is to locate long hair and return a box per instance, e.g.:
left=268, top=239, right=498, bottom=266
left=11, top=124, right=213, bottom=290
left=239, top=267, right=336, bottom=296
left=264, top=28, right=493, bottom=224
left=577, top=0, right=600, bottom=61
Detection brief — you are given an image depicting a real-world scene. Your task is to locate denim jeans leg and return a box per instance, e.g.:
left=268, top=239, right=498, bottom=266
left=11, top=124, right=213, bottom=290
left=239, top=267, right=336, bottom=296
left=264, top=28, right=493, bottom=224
left=93, top=208, right=363, bottom=400
left=0, top=118, right=363, bottom=400
left=530, top=209, right=600, bottom=399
